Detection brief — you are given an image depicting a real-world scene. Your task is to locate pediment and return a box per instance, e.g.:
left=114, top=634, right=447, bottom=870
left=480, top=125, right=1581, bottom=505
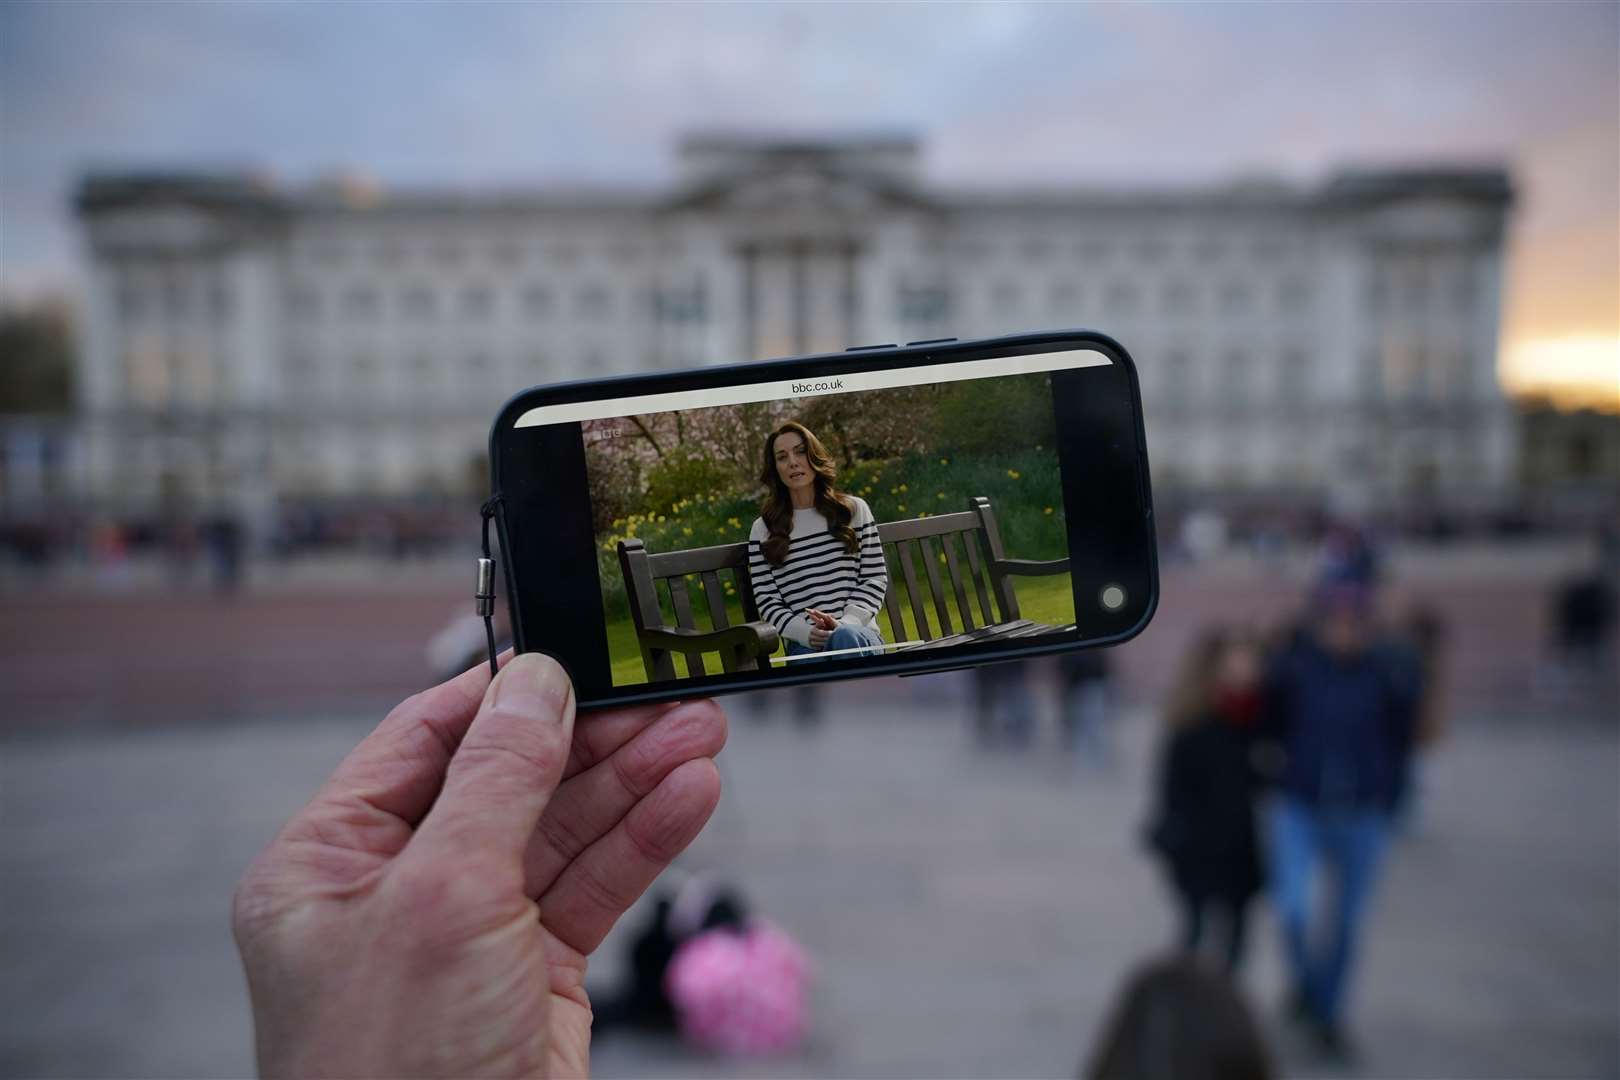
left=667, top=162, right=932, bottom=214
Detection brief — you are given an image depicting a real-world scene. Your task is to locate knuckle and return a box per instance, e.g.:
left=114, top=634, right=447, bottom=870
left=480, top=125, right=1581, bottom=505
left=536, top=801, right=592, bottom=863
left=230, top=851, right=297, bottom=948
left=573, top=857, right=637, bottom=915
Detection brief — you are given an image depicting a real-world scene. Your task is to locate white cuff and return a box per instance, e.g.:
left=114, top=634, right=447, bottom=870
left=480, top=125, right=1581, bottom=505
left=783, top=615, right=814, bottom=647
left=839, top=605, right=875, bottom=628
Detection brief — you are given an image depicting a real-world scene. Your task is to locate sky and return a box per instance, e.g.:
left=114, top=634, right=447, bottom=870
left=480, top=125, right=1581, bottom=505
left=2, top=1, right=1615, bottom=405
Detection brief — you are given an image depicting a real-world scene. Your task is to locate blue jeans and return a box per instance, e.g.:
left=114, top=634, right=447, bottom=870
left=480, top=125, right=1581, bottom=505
left=785, top=623, right=885, bottom=662
left=1270, top=796, right=1391, bottom=1029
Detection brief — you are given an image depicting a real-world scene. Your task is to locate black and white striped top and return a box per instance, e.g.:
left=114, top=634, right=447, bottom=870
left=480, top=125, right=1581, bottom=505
left=747, top=496, right=888, bottom=648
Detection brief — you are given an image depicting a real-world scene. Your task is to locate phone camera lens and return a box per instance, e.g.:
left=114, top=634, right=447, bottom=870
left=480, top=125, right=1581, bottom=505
left=1100, top=584, right=1127, bottom=612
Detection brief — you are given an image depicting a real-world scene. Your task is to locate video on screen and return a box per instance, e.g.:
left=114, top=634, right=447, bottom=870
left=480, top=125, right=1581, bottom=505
left=583, top=369, right=1078, bottom=688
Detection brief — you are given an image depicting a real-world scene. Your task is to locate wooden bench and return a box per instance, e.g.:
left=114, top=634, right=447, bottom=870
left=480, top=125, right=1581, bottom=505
left=617, top=495, right=1071, bottom=683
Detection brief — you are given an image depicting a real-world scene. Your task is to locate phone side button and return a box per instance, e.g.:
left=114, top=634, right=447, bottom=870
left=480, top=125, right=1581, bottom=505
left=905, top=337, right=957, bottom=346
left=845, top=343, right=898, bottom=351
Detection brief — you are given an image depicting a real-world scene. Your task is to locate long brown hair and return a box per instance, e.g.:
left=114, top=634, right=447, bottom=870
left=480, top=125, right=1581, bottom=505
left=757, top=421, right=857, bottom=567
left=1163, top=627, right=1259, bottom=730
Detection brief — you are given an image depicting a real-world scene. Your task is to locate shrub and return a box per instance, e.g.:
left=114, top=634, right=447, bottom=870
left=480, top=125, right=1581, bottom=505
left=643, top=450, right=749, bottom=520
left=933, top=373, right=1056, bottom=456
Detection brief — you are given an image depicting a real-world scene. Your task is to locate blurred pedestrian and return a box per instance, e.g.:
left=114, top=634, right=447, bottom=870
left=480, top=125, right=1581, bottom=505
left=1554, top=571, right=1615, bottom=674
left=204, top=515, right=244, bottom=593
left=664, top=911, right=812, bottom=1057
left=592, top=872, right=750, bottom=1034
left=1261, top=582, right=1420, bottom=1059
left=166, top=515, right=201, bottom=587
left=1316, top=520, right=1381, bottom=589
left=974, top=658, right=1037, bottom=746
left=1084, top=955, right=1272, bottom=1080
left=1387, top=602, right=1448, bottom=830
left=1145, top=629, right=1265, bottom=972
left=1058, top=649, right=1113, bottom=766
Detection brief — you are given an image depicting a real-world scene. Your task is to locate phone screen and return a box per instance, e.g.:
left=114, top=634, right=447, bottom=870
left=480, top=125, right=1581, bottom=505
left=491, top=334, right=1155, bottom=706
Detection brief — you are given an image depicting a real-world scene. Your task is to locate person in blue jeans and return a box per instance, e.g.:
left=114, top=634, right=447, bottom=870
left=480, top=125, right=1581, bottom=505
left=1262, top=582, right=1420, bottom=1059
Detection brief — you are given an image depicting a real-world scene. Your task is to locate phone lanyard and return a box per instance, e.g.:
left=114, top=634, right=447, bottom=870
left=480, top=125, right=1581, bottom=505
left=477, top=494, right=503, bottom=678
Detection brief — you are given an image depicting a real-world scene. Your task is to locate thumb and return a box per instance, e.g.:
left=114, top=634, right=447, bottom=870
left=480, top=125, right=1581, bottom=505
left=412, top=653, right=576, bottom=863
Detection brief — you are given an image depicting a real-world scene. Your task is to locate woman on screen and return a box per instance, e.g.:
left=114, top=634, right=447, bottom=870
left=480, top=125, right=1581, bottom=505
left=748, top=421, right=889, bottom=661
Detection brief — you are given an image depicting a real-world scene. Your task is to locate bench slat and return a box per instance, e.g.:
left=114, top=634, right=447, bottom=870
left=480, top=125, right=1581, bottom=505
left=735, top=564, right=763, bottom=623
left=897, top=539, right=931, bottom=639
left=667, top=578, right=706, bottom=678
left=918, top=536, right=954, bottom=636
left=972, top=497, right=1021, bottom=621
left=940, top=534, right=975, bottom=632
left=877, top=510, right=979, bottom=543
left=700, top=571, right=733, bottom=672
left=960, top=529, right=997, bottom=626
left=701, top=571, right=730, bottom=630
left=647, top=541, right=749, bottom=578
left=880, top=545, right=910, bottom=642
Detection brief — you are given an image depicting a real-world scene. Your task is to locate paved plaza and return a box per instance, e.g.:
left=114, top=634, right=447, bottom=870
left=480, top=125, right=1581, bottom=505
left=3, top=681, right=1616, bottom=1078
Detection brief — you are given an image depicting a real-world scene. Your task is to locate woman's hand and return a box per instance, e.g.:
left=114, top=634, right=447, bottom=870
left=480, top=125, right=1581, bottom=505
left=232, top=653, right=726, bottom=1078
left=805, top=608, right=838, bottom=648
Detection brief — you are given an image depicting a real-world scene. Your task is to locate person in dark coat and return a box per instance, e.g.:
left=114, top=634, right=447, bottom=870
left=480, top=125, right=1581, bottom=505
left=1147, top=628, right=1266, bottom=973
left=1262, top=582, right=1420, bottom=1059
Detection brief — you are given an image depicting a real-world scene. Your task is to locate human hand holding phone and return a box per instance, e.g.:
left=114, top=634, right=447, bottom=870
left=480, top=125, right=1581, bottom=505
left=232, top=653, right=726, bottom=1078
left=805, top=608, right=838, bottom=649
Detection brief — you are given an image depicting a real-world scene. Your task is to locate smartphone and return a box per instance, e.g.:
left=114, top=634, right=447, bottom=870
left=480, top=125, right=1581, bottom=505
left=488, top=329, right=1157, bottom=709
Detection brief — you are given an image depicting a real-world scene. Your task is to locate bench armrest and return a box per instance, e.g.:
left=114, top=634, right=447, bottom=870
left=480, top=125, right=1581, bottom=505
left=992, top=557, right=1071, bottom=577
left=636, top=620, right=781, bottom=658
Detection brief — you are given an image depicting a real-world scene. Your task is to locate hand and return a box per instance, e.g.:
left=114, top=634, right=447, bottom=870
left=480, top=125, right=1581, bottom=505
left=805, top=608, right=837, bottom=649
left=232, top=653, right=726, bottom=1078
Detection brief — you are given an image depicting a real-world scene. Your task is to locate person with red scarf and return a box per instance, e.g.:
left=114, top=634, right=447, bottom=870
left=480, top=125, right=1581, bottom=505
left=1146, top=627, right=1267, bottom=972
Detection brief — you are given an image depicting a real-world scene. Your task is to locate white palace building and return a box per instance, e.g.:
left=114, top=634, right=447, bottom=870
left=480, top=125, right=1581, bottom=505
left=68, top=134, right=1515, bottom=533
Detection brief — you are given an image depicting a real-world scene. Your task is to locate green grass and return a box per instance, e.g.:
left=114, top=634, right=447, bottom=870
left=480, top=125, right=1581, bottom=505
left=605, top=569, right=1076, bottom=689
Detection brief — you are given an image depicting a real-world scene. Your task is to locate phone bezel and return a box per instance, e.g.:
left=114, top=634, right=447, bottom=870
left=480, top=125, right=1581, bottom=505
left=489, top=329, right=1158, bottom=710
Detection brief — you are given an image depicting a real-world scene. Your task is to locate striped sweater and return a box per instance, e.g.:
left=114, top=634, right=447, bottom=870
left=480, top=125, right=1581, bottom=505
left=747, top=496, right=888, bottom=648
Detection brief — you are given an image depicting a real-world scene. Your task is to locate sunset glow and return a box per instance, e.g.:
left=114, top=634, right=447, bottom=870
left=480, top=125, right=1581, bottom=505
left=1502, top=336, right=1620, bottom=411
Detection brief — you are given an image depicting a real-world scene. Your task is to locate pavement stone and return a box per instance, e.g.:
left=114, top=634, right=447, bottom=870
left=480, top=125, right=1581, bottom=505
left=1, top=688, right=1616, bottom=1079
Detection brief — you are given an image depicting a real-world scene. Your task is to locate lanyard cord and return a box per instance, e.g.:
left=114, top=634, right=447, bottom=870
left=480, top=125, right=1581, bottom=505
left=478, top=495, right=504, bottom=678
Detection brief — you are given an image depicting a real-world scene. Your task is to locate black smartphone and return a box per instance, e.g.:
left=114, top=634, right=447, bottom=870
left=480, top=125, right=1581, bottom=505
left=488, top=329, right=1157, bottom=709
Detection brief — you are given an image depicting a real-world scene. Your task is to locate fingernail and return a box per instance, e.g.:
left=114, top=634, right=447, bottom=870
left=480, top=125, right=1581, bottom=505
left=493, top=654, right=569, bottom=720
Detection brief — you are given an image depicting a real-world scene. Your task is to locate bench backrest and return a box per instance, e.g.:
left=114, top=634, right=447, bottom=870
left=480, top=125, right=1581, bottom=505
left=617, top=496, right=1024, bottom=666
